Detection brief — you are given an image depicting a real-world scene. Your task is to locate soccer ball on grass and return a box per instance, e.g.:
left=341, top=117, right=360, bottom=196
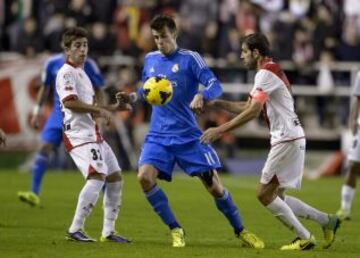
left=142, top=77, right=173, bottom=106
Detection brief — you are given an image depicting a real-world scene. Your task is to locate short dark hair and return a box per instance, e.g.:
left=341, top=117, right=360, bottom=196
left=242, top=33, right=270, bottom=56
left=150, top=15, right=177, bottom=33
left=61, top=27, right=88, bottom=49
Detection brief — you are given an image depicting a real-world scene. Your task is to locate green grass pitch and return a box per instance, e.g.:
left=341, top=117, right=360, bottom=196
left=0, top=170, right=359, bottom=258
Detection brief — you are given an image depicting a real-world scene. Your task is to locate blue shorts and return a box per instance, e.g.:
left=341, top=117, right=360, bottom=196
left=41, top=110, right=63, bottom=148
left=139, top=139, right=222, bottom=181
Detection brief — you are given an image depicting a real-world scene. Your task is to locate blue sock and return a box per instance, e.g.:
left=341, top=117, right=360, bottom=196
left=145, top=185, right=180, bottom=230
left=215, top=190, right=244, bottom=235
left=31, top=153, right=49, bottom=195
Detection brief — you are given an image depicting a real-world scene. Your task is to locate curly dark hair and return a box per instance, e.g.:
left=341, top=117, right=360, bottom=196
left=61, top=27, right=88, bottom=49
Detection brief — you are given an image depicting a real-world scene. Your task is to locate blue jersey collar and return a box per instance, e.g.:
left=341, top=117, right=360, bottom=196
left=162, top=47, right=179, bottom=58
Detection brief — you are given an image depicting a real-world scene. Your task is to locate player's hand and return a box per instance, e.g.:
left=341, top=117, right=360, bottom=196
left=122, top=103, right=133, bottom=112
left=200, top=127, right=223, bottom=144
left=114, top=102, right=133, bottom=112
left=190, top=93, right=205, bottom=115
left=0, top=129, right=7, bottom=146
left=30, top=114, right=41, bottom=129
left=114, top=93, right=134, bottom=112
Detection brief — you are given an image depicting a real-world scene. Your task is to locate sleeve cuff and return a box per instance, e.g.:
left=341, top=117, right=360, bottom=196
left=200, top=90, right=210, bottom=101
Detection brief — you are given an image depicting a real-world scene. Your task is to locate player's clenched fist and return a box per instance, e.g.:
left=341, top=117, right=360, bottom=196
left=116, top=92, right=130, bottom=104
left=116, top=92, right=138, bottom=105
left=190, top=93, right=205, bottom=115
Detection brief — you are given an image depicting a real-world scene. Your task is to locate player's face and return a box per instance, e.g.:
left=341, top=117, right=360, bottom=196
left=66, top=37, right=88, bottom=66
left=241, top=43, right=257, bottom=70
left=152, top=27, right=177, bottom=55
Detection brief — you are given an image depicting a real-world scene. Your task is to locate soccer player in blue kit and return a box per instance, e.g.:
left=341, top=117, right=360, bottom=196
left=17, top=53, right=104, bottom=207
left=117, top=15, right=264, bottom=248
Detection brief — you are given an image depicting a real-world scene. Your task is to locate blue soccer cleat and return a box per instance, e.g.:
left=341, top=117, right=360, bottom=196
left=66, top=230, right=96, bottom=242
left=100, top=232, right=131, bottom=243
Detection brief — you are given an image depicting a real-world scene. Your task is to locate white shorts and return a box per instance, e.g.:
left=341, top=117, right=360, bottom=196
left=348, top=131, right=360, bottom=162
left=260, top=138, right=306, bottom=189
left=69, top=141, right=121, bottom=178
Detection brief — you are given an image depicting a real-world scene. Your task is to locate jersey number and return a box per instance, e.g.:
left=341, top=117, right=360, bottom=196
left=91, top=148, right=102, bottom=161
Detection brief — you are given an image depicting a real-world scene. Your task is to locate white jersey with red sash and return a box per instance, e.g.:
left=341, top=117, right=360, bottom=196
left=250, top=58, right=305, bottom=146
left=55, top=62, right=102, bottom=151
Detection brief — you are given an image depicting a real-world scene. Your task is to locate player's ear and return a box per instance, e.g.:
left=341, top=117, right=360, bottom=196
left=171, top=29, right=178, bottom=40
left=64, top=47, right=70, bottom=55
left=253, top=49, right=260, bottom=59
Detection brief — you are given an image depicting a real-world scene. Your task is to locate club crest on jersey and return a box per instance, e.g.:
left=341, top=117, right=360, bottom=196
left=149, top=67, right=155, bottom=73
left=63, top=73, right=74, bottom=85
left=171, top=64, right=179, bottom=73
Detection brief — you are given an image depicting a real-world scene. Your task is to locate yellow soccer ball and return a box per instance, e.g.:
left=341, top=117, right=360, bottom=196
left=143, top=77, right=173, bottom=106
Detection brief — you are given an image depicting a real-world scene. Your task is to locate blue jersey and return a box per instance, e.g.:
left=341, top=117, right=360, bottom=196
left=42, top=53, right=104, bottom=113
left=142, top=48, right=222, bottom=145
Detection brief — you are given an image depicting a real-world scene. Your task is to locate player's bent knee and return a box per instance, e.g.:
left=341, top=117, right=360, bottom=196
left=350, top=162, right=360, bottom=174
left=88, top=172, right=106, bottom=181
left=106, top=171, right=122, bottom=182
left=198, top=170, right=214, bottom=187
left=209, top=186, right=224, bottom=198
left=137, top=171, right=156, bottom=190
left=277, top=188, right=286, bottom=200
left=39, top=143, right=54, bottom=155
left=198, top=170, right=224, bottom=197
left=257, top=190, right=272, bottom=206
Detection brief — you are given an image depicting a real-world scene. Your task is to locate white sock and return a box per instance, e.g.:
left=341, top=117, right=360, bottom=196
left=285, top=195, right=329, bottom=226
left=341, top=185, right=355, bottom=212
left=69, top=179, right=104, bottom=233
left=102, top=180, right=123, bottom=237
left=266, top=197, right=311, bottom=239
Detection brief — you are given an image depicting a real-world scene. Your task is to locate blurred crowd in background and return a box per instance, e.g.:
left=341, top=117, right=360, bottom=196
left=1, top=0, right=360, bottom=63
left=1, top=0, right=360, bottom=170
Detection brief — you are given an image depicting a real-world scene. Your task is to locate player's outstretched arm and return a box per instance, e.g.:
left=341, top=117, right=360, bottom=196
left=0, top=129, right=6, bottom=146
left=105, top=102, right=133, bottom=112
left=200, top=100, right=262, bottom=144
left=207, top=99, right=250, bottom=114
left=63, top=99, right=112, bottom=124
left=92, top=90, right=132, bottom=112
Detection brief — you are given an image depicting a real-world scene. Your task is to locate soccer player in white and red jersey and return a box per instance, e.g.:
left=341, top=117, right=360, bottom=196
left=56, top=27, right=131, bottom=243
left=200, top=33, right=340, bottom=251
left=337, top=71, right=360, bottom=220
